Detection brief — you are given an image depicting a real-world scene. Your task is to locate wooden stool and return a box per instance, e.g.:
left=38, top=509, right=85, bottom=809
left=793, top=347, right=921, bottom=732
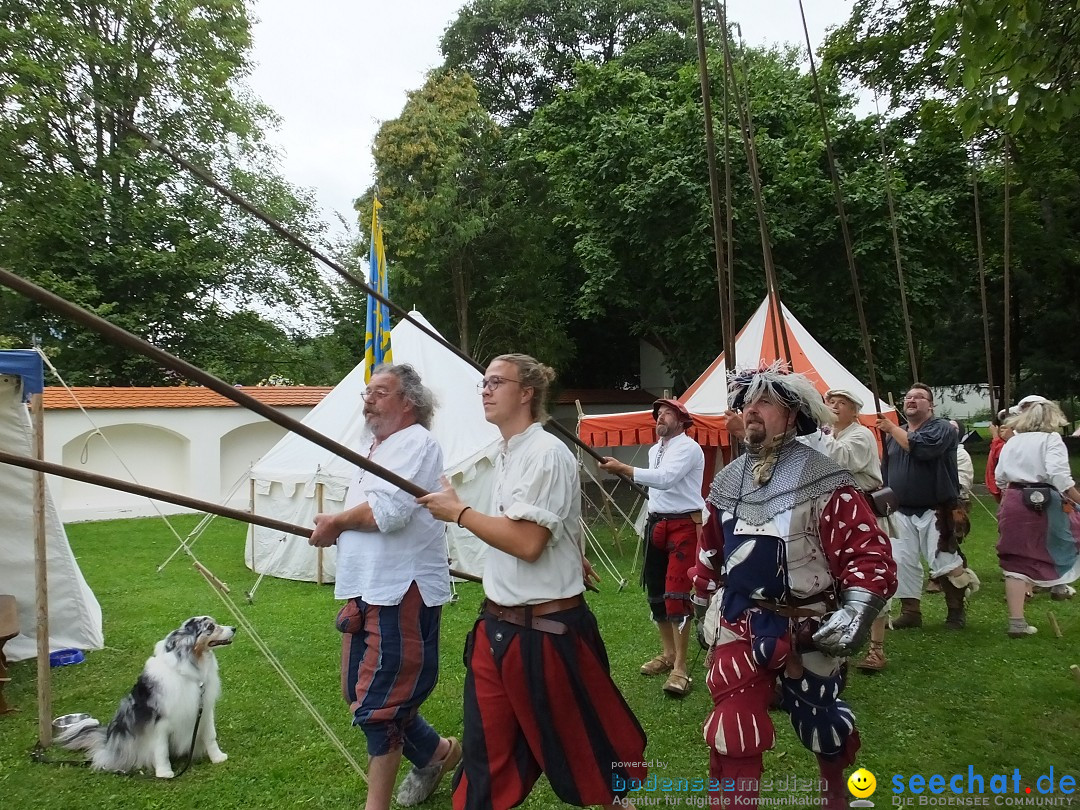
left=0, top=595, right=19, bottom=715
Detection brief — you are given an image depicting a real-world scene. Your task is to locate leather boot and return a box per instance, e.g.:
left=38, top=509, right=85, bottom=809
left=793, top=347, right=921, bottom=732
left=941, top=578, right=967, bottom=629
left=892, top=597, right=922, bottom=629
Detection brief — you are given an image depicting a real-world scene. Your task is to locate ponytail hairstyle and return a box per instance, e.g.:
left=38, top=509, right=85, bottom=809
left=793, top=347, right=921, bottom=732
left=492, top=353, right=557, bottom=422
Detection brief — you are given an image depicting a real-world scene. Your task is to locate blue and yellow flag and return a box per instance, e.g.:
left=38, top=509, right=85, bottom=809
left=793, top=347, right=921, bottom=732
left=364, top=195, right=392, bottom=382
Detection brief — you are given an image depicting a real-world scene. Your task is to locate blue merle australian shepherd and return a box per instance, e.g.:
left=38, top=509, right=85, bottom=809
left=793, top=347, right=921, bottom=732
left=56, top=616, right=236, bottom=778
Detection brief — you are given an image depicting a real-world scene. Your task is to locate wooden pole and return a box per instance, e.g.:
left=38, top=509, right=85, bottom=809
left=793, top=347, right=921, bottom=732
left=248, top=476, right=256, bottom=574
left=1002, top=138, right=1012, bottom=406
left=692, top=0, right=734, bottom=362
left=0, top=451, right=483, bottom=585
left=30, top=392, right=52, bottom=747
left=972, top=148, right=998, bottom=415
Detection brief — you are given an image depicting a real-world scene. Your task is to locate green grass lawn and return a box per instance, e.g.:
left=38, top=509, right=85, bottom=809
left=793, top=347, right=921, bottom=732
left=2, top=502, right=1079, bottom=808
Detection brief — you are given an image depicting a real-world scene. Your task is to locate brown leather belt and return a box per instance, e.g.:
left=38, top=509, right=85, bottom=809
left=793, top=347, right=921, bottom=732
left=753, top=593, right=833, bottom=618
left=482, top=595, right=584, bottom=635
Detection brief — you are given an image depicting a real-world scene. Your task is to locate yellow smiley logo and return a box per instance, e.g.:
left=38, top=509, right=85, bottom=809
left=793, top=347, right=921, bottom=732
left=848, top=768, right=877, bottom=799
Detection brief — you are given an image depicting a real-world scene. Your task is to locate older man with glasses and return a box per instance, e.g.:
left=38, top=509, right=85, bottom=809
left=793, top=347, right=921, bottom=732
left=309, top=363, right=460, bottom=810
left=875, top=383, right=978, bottom=630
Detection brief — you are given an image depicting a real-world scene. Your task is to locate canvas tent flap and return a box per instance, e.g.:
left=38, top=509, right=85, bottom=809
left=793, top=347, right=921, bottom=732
left=247, top=312, right=500, bottom=582
left=579, top=298, right=897, bottom=448
left=0, top=368, right=104, bottom=661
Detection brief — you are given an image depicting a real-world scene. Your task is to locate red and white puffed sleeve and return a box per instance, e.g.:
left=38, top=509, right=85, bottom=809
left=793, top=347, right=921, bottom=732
left=691, top=501, right=726, bottom=607
left=818, top=486, right=896, bottom=599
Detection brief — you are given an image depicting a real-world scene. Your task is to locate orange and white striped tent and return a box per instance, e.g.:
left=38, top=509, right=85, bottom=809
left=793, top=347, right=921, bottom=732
left=578, top=297, right=898, bottom=454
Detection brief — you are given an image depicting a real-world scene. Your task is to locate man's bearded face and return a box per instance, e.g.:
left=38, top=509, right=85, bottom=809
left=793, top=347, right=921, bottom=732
left=741, top=392, right=794, bottom=445
left=655, top=405, right=683, bottom=439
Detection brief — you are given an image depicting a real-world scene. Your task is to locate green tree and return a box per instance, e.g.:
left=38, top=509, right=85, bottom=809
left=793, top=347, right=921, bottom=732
left=826, top=0, right=1080, bottom=136
left=364, top=69, right=573, bottom=367
left=0, top=0, right=331, bottom=385
left=440, top=0, right=694, bottom=126
left=827, top=0, right=1080, bottom=397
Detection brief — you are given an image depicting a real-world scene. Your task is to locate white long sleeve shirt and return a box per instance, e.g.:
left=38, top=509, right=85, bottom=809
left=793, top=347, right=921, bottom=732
left=482, top=422, right=585, bottom=606
left=996, top=431, right=1075, bottom=493
left=821, top=422, right=883, bottom=492
left=634, top=432, right=705, bottom=515
left=956, top=444, right=974, bottom=499
left=335, top=423, right=452, bottom=607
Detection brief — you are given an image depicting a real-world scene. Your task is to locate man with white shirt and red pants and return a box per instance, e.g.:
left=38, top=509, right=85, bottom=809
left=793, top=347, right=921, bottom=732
left=601, top=398, right=705, bottom=697
left=420, top=353, right=646, bottom=810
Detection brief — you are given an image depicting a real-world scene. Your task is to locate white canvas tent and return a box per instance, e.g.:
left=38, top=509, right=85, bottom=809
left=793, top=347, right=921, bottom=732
left=246, top=313, right=501, bottom=582
left=0, top=356, right=104, bottom=661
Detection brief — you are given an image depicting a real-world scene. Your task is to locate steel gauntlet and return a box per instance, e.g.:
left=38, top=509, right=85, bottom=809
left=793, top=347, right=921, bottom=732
left=811, top=587, right=886, bottom=658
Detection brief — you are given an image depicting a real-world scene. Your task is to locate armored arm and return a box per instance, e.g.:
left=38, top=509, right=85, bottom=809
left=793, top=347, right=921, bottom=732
left=811, top=588, right=886, bottom=657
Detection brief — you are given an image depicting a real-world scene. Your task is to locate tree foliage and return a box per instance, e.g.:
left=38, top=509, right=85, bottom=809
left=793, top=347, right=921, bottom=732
left=827, top=0, right=1080, bottom=398
left=363, top=70, right=573, bottom=366
left=440, top=0, right=694, bottom=126
left=0, top=0, right=332, bottom=385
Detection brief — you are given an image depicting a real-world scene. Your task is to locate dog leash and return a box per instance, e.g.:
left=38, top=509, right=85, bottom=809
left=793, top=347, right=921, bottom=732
left=29, top=745, right=91, bottom=767
left=171, top=681, right=206, bottom=778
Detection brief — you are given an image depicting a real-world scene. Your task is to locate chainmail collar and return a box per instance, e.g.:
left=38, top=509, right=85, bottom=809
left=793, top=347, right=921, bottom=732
left=708, top=438, right=856, bottom=526
left=746, top=427, right=795, bottom=486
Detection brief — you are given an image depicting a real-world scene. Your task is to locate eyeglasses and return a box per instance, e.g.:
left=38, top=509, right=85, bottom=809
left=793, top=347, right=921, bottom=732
left=362, top=386, right=399, bottom=401
left=477, top=376, right=521, bottom=393
left=904, top=394, right=930, bottom=402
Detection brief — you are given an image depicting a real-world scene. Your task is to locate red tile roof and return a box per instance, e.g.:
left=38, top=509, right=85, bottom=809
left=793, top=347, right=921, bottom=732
left=42, top=386, right=656, bottom=410
left=43, top=386, right=332, bottom=410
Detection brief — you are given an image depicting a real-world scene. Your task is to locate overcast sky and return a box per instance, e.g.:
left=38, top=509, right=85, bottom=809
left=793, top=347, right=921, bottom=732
left=245, top=0, right=855, bottom=235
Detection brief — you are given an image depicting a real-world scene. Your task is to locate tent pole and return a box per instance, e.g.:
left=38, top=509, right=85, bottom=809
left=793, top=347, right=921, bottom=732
left=316, top=482, right=325, bottom=586
left=248, top=473, right=255, bottom=574
left=31, top=391, right=52, bottom=747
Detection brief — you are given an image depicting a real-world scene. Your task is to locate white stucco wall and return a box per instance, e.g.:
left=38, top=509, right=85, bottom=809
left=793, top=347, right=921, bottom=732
left=44, top=405, right=310, bottom=522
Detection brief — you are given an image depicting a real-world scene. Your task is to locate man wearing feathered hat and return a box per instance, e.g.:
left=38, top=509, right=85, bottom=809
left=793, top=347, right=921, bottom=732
left=690, top=363, right=896, bottom=809
left=600, top=398, right=705, bottom=697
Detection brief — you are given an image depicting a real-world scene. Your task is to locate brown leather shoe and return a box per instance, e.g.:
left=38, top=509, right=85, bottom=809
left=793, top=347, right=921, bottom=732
left=855, top=645, right=887, bottom=673
left=892, top=598, right=922, bottom=629
left=662, top=672, right=693, bottom=697
left=640, top=655, right=674, bottom=676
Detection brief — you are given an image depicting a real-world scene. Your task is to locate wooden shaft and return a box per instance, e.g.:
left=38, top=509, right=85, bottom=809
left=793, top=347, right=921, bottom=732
left=875, top=90, right=919, bottom=385
left=0, top=267, right=425, bottom=498
left=971, top=150, right=998, bottom=415
left=713, top=1, right=792, bottom=364
left=316, top=481, right=325, bottom=586
left=693, top=0, right=734, bottom=366
left=0, top=451, right=481, bottom=585
left=797, top=0, right=882, bottom=413
left=1002, top=138, right=1012, bottom=406
left=108, top=109, right=648, bottom=499
left=31, top=393, right=52, bottom=747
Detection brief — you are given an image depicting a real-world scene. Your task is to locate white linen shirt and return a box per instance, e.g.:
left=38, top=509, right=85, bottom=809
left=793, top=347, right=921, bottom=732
left=821, top=422, right=883, bottom=492
left=996, top=431, right=1076, bottom=493
left=335, top=423, right=452, bottom=607
left=633, top=432, right=705, bottom=515
left=482, top=422, right=584, bottom=606
left=956, top=444, right=974, bottom=499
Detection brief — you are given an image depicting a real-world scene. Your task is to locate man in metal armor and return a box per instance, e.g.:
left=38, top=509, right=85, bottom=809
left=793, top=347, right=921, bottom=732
left=691, top=364, right=896, bottom=809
